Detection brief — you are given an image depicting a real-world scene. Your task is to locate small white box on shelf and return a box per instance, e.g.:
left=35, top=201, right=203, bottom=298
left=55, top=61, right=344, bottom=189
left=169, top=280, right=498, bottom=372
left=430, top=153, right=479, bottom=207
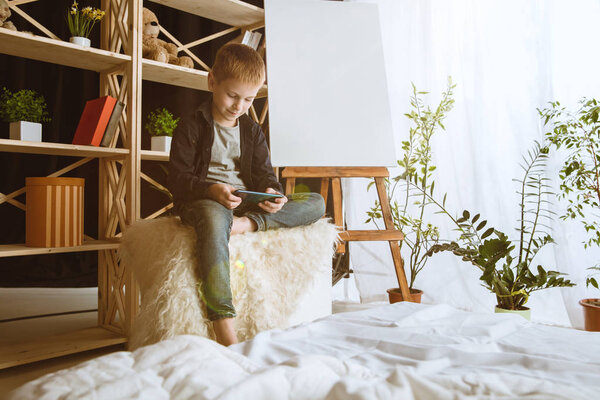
left=10, top=121, right=42, bottom=142
left=151, top=136, right=171, bottom=153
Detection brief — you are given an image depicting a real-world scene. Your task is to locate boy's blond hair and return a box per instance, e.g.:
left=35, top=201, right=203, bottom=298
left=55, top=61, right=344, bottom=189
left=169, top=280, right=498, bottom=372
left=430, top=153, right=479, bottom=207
left=211, top=43, right=265, bottom=86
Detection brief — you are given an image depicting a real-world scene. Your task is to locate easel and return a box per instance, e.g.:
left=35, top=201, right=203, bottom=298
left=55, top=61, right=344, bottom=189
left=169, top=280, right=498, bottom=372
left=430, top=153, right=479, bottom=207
left=281, top=167, right=410, bottom=299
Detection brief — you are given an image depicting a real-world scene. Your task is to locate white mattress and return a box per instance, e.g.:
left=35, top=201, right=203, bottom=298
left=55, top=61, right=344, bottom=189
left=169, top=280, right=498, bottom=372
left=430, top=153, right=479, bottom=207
left=9, top=303, right=600, bottom=399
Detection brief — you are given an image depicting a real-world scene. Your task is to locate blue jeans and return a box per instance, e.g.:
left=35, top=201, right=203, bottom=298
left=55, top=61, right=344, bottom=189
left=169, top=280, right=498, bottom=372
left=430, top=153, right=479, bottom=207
left=177, top=192, right=325, bottom=321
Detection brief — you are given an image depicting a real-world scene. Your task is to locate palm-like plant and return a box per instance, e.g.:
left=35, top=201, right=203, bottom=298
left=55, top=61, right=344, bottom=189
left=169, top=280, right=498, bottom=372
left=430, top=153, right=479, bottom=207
left=427, top=141, right=574, bottom=310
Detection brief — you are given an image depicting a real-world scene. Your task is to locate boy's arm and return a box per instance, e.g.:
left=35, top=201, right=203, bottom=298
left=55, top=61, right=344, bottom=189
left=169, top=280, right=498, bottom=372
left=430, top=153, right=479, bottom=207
left=251, top=125, right=283, bottom=193
left=168, top=119, right=214, bottom=202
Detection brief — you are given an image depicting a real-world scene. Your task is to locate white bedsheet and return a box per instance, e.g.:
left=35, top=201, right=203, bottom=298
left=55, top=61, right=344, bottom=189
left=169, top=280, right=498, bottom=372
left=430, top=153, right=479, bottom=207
left=10, top=303, right=600, bottom=399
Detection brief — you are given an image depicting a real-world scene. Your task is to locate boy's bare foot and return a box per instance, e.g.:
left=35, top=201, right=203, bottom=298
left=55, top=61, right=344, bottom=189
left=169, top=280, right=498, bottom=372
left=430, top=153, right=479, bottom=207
left=213, top=317, right=239, bottom=346
left=231, top=216, right=257, bottom=235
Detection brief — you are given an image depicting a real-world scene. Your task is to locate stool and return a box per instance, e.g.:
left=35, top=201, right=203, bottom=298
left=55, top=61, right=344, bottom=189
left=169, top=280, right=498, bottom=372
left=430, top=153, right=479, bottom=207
left=119, top=217, right=338, bottom=350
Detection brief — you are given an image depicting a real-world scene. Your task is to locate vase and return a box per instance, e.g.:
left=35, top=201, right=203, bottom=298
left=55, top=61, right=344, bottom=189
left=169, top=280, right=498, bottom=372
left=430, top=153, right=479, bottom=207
left=579, top=299, right=600, bottom=331
left=9, top=121, right=42, bottom=142
left=387, top=288, right=423, bottom=304
left=151, top=136, right=172, bottom=153
left=494, top=306, right=531, bottom=320
left=69, top=36, right=91, bottom=47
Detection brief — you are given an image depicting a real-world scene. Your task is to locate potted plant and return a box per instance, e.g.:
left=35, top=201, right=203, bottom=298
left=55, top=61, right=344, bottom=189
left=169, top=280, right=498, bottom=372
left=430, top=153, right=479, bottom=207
left=366, top=78, right=455, bottom=303
left=540, top=97, right=600, bottom=330
left=426, top=142, right=575, bottom=319
left=66, top=1, right=105, bottom=47
left=0, top=87, right=50, bottom=142
left=146, top=107, right=179, bottom=153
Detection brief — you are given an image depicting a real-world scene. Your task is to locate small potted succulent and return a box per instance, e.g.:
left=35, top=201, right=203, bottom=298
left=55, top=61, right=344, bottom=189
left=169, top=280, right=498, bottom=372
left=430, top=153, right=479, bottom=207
left=146, top=107, right=179, bottom=153
left=0, top=87, right=51, bottom=142
left=66, top=1, right=105, bottom=47
left=540, top=97, right=600, bottom=330
left=426, top=142, right=575, bottom=319
left=366, top=78, right=455, bottom=303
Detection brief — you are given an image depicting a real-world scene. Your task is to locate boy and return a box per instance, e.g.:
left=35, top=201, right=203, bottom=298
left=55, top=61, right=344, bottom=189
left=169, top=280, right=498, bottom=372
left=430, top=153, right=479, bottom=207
left=168, top=43, right=325, bottom=346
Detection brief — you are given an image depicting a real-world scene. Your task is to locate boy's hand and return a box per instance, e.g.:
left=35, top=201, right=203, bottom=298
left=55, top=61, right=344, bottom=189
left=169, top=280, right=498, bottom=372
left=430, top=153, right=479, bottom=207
left=258, top=187, right=287, bottom=214
left=207, top=183, right=242, bottom=209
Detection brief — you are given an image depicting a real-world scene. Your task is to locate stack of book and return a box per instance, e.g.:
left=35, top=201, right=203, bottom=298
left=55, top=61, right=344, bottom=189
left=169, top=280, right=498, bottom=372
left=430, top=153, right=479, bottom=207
left=72, top=96, right=125, bottom=147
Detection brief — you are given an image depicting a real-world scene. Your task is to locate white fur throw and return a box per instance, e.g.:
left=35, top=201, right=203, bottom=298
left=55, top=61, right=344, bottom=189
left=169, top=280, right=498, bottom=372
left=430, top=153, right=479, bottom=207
left=119, top=217, right=338, bottom=350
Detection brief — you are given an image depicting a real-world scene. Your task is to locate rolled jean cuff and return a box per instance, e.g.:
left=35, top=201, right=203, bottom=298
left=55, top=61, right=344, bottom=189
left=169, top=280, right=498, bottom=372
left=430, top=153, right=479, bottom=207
left=207, top=310, right=237, bottom=321
left=246, top=212, right=266, bottom=231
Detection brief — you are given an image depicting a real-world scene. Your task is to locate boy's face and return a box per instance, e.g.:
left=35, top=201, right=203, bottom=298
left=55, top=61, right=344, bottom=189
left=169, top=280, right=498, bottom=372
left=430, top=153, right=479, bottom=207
left=208, top=73, right=263, bottom=127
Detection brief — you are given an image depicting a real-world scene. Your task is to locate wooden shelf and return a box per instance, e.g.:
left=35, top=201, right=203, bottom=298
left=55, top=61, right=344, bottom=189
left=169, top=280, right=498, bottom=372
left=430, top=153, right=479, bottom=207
left=0, top=327, right=126, bottom=369
left=0, top=139, right=129, bottom=158
left=141, top=149, right=169, bottom=161
left=141, top=59, right=267, bottom=97
left=0, top=30, right=130, bottom=72
left=0, top=240, right=120, bottom=258
left=143, top=59, right=209, bottom=90
left=149, top=0, right=264, bottom=26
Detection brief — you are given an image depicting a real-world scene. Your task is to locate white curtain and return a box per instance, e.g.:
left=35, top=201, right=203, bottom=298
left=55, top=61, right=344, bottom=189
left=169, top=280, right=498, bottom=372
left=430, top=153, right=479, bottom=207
left=342, top=0, right=600, bottom=327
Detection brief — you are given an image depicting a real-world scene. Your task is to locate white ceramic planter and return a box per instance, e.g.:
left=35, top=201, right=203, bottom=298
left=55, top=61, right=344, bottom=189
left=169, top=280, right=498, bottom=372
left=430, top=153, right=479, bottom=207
left=494, top=306, right=531, bottom=320
left=151, top=136, right=172, bottom=153
left=10, top=121, right=42, bottom=142
left=69, top=36, right=91, bottom=47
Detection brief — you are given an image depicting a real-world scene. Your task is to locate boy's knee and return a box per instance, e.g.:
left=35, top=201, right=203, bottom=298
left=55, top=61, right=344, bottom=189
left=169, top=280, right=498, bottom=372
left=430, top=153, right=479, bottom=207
left=181, top=199, right=233, bottom=232
left=310, top=192, right=326, bottom=218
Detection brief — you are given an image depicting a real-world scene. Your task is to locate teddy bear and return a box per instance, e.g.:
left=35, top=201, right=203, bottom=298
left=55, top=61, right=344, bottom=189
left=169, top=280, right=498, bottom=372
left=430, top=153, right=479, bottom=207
left=0, top=0, right=17, bottom=31
left=142, top=8, right=193, bottom=69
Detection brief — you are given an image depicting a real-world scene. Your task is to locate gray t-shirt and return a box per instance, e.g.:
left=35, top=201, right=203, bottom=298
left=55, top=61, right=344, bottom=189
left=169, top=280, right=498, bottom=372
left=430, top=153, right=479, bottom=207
left=205, top=122, right=247, bottom=189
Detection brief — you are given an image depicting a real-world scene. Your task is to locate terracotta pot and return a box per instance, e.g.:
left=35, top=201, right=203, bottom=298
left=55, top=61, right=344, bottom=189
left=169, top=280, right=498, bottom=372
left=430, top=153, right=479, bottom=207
left=579, top=298, right=600, bottom=331
left=387, top=288, right=423, bottom=304
left=494, top=306, right=531, bottom=320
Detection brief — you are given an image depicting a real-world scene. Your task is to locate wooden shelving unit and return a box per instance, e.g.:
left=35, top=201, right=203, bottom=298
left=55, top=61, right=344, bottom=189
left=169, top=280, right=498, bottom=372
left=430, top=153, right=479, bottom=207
left=1, top=0, right=267, bottom=370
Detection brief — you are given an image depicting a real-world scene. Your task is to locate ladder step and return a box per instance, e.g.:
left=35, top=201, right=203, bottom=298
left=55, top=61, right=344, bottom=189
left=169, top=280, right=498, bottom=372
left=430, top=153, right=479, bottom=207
left=339, top=230, right=404, bottom=242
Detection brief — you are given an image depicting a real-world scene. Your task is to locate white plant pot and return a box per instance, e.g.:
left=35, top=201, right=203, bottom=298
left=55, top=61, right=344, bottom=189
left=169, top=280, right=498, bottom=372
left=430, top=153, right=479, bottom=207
left=151, top=136, right=172, bottom=153
left=69, top=36, right=91, bottom=47
left=10, top=121, right=42, bottom=142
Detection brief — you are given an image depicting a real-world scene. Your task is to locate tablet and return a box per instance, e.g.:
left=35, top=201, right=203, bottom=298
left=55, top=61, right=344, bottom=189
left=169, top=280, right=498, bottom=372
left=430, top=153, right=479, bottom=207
left=234, top=190, right=285, bottom=204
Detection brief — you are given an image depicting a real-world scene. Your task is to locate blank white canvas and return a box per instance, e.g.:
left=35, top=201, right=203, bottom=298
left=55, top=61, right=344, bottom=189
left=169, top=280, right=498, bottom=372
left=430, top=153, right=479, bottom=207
left=264, top=0, right=396, bottom=167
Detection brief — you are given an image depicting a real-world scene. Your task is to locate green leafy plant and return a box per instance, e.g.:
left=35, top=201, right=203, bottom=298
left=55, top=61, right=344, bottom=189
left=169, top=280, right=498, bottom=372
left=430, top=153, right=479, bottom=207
left=427, top=141, right=575, bottom=310
left=145, top=108, right=179, bottom=137
left=66, top=1, right=105, bottom=38
left=0, top=87, right=51, bottom=123
left=540, top=98, right=600, bottom=290
left=366, top=78, right=455, bottom=290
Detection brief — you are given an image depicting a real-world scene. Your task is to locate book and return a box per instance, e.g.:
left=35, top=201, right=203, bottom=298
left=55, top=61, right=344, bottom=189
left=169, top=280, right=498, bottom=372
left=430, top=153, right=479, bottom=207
left=72, top=96, right=117, bottom=146
left=99, top=101, right=125, bottom=147
left=249, top=32, right=262, bottom=50
left=229, top=30, right=263, bottom=51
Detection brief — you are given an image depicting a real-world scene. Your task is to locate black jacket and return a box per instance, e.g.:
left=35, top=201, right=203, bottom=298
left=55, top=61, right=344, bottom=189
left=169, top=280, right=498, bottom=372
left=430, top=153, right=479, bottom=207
left=167, top=98, right=282, bottom=206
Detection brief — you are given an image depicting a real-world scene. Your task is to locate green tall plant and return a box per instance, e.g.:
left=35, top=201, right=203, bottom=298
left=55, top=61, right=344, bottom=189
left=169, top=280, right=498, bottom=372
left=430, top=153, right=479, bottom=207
left=0, top=87, right=50, bottom=123
left=366, top=78, right=455, bottom=290
left=145, top=108, right=179, bottom=137
left=427, top=141, right=575, bottom=310
left=539, top=98, right=600, bottom=299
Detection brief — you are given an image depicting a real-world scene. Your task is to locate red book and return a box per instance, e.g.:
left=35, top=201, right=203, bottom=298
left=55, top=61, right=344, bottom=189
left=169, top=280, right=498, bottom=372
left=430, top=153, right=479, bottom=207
left=72, top=96, right=117, bottom=146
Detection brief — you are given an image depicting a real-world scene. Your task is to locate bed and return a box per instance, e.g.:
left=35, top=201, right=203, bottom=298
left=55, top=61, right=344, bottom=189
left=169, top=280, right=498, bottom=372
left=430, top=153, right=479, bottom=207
left=9, top=302, right=600, bottom=399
